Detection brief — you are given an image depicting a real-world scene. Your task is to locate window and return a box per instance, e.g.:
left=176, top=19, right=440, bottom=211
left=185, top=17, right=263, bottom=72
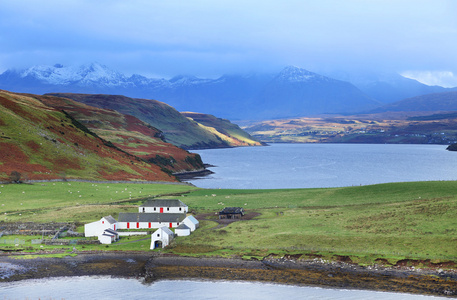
left=167, top=207, right=170, bottom=211
left=142, top=207, right=145, bottom=212
left=157, top=234, right=160, bottom=237
left=154, top=207, right=156, bottom=211
left=179, top=207, right=182, bottom=211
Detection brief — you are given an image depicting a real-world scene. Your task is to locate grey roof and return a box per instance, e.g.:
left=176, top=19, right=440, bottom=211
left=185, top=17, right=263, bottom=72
left=118, top=213, right=186, bottom=223
left=219, top=207, right=244, bottom=215
left=104, top=228, right=118, bottom=235
left=103, top=215, right=117, bottom=224
left=140, top=199, right=187, bottom=208
left=176, top=223, right=190, bottom=230
left=184, top=215, right=199, bottom=224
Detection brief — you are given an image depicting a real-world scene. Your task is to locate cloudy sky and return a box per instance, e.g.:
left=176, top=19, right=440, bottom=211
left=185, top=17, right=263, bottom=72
left=1, top=0, right=457, bottom=86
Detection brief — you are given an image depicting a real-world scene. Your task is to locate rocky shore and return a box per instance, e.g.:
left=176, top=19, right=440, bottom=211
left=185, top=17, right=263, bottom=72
left=1, top=252, right=457, bottom=297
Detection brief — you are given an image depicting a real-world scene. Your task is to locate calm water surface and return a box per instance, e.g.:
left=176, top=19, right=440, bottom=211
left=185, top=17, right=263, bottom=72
left=188, top=143, right=457, bottom=189
left=0, top=276, right=447, bottom=299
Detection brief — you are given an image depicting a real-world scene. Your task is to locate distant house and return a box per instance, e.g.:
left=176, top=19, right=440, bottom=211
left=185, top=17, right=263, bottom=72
left=175, top=223, right=191, bottom=236
left=151, top=227, right=174, bottom=249
left=99, top=228, right=119, bottom=244
left=219, top=207, right=244, bottom=219
left=84, top=215, right=118, bottom=237
left=139, top=199, right=188, bottom=214
left=117, top=212, right=186, bottom=229
left=182, top=215, right=199, bottom=231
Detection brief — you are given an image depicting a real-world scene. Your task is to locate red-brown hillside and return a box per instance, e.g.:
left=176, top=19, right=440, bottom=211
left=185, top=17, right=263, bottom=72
left=37, top=94, right=205, bottom=174
left=0, top=90, right=183, bottom=182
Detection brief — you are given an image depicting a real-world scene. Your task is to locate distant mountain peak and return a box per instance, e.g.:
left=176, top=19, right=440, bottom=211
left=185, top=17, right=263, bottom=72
left=277, top=65, right=327, bottom=83
left=18, top=62, right=127, bottom=86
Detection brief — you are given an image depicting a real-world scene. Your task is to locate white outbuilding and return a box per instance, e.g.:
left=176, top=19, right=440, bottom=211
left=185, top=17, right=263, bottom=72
left=151, top=227, right=174, bottom=249
left=84, top=215, right=118, bottom=237
left=182, top=215, right=199, bottom=232
left=174, top=223, right=191, bottom=236
left=98, top=228, right=119, bottom=244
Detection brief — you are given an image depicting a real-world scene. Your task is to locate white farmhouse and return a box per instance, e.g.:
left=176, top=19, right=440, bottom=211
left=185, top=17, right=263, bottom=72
left=84, top=215, right=118, bottom=237
left=182, top=215, right=199, bottom=232
left=139, top=199, right=188, bottom=214
left=151, top=227, right=174, bottom=249
left=117, top=212, right=186, bottom=230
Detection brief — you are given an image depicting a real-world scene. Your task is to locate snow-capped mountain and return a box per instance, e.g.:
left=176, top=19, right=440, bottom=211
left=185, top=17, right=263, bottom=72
left=254, top=66, right=381, bottom=119
left=19, top=63, right=131, bottom=87
left=0, top=63, right=410, bottom=120
left=276, top=65, right=329, bottom=83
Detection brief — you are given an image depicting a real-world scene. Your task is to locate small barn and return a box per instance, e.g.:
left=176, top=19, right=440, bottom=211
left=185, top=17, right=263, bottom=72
left=84, top=215, right=118, bottom=237
left=183, top=215, right=199, bottom=231
left=139, top=199, right=188, bottom=214
left=98, top=228, right=119, bottom=244
left=219, top=207, right=245, bottom=219
left=174, top=223, right=191, bottom=236
left=151, top=227, right=174, bottom=249
left=117, top=213, right=186, bottom=230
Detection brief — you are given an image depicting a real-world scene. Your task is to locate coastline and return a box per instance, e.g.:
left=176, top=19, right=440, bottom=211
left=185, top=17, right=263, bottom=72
left=1, top=252, right=457, bottom=297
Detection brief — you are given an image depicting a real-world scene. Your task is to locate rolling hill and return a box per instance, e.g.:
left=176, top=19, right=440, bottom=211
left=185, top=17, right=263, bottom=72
left=46, top=93, right=263, bottom=149
left=0, top=90, right=204, bottom=182
left=370, top=91, right=457, bottom=113
left=36, top=94, right=205, bottom=175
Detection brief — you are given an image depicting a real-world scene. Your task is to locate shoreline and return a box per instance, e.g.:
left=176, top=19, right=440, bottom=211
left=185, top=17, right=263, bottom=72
left=1, top=252, right=457, bottom=297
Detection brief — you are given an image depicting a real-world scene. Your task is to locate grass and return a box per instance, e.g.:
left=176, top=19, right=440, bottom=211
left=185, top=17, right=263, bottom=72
left=0, top=182, right=199, bottom=222
left=169, top=181, right=457, bottom=264
left=1, top=180, right=457, bottom=266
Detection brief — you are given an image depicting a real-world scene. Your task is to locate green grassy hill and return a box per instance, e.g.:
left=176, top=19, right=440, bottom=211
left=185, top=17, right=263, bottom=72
left=181, top=112, right=264, bottom=146
left=47, top=93, right=262, bottom=149
left=0, top=90, right=182, bottom=182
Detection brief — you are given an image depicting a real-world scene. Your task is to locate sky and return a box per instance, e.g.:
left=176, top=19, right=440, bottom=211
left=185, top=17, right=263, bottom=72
left=1, top=0, right=457, bottom=86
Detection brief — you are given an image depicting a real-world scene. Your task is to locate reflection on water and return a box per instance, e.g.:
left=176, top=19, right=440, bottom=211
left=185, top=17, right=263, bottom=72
left=188, top=143, right=456, bottom=189
left=0, top=277, right=447, bottom=299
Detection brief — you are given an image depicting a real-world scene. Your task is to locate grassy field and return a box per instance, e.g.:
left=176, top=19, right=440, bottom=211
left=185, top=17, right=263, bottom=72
left=0, top=182, right=199, bottom=222
left=1, top=181, right=457, bottom=266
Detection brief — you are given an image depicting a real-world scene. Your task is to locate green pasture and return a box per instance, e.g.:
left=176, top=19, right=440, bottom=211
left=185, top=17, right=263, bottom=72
left=1, top=180, right=457, bottom=265
left=173, top=181, right=457, bottom=263
left=0, top=181, right=199, bottom=222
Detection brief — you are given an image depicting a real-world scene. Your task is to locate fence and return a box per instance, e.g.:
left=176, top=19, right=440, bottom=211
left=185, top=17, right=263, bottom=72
left=0, top=238, right=25, bottom=245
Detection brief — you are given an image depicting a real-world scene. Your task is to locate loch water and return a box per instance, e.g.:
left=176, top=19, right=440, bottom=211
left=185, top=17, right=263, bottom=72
left=0, top=276, right=448, bottom=299
left=187, top=143, right=457, bottom=189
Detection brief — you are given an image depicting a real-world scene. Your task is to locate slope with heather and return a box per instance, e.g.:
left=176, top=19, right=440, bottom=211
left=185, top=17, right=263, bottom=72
left=37, top=94, right=205, bottom=174
left=47, top=93, right=262, bottom=149
left=0, top=90, right=180, bottom=182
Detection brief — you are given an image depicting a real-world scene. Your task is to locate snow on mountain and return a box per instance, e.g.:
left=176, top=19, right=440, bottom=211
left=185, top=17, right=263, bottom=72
left=0, top=63, right=399, bottom=119
left=276, top=65, right=329, bottom=83
left=20, top=62, right=130, bottom=87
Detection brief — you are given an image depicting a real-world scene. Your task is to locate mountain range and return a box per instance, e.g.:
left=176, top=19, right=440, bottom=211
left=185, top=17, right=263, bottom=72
left=4, top=63, right=452, bottom=120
